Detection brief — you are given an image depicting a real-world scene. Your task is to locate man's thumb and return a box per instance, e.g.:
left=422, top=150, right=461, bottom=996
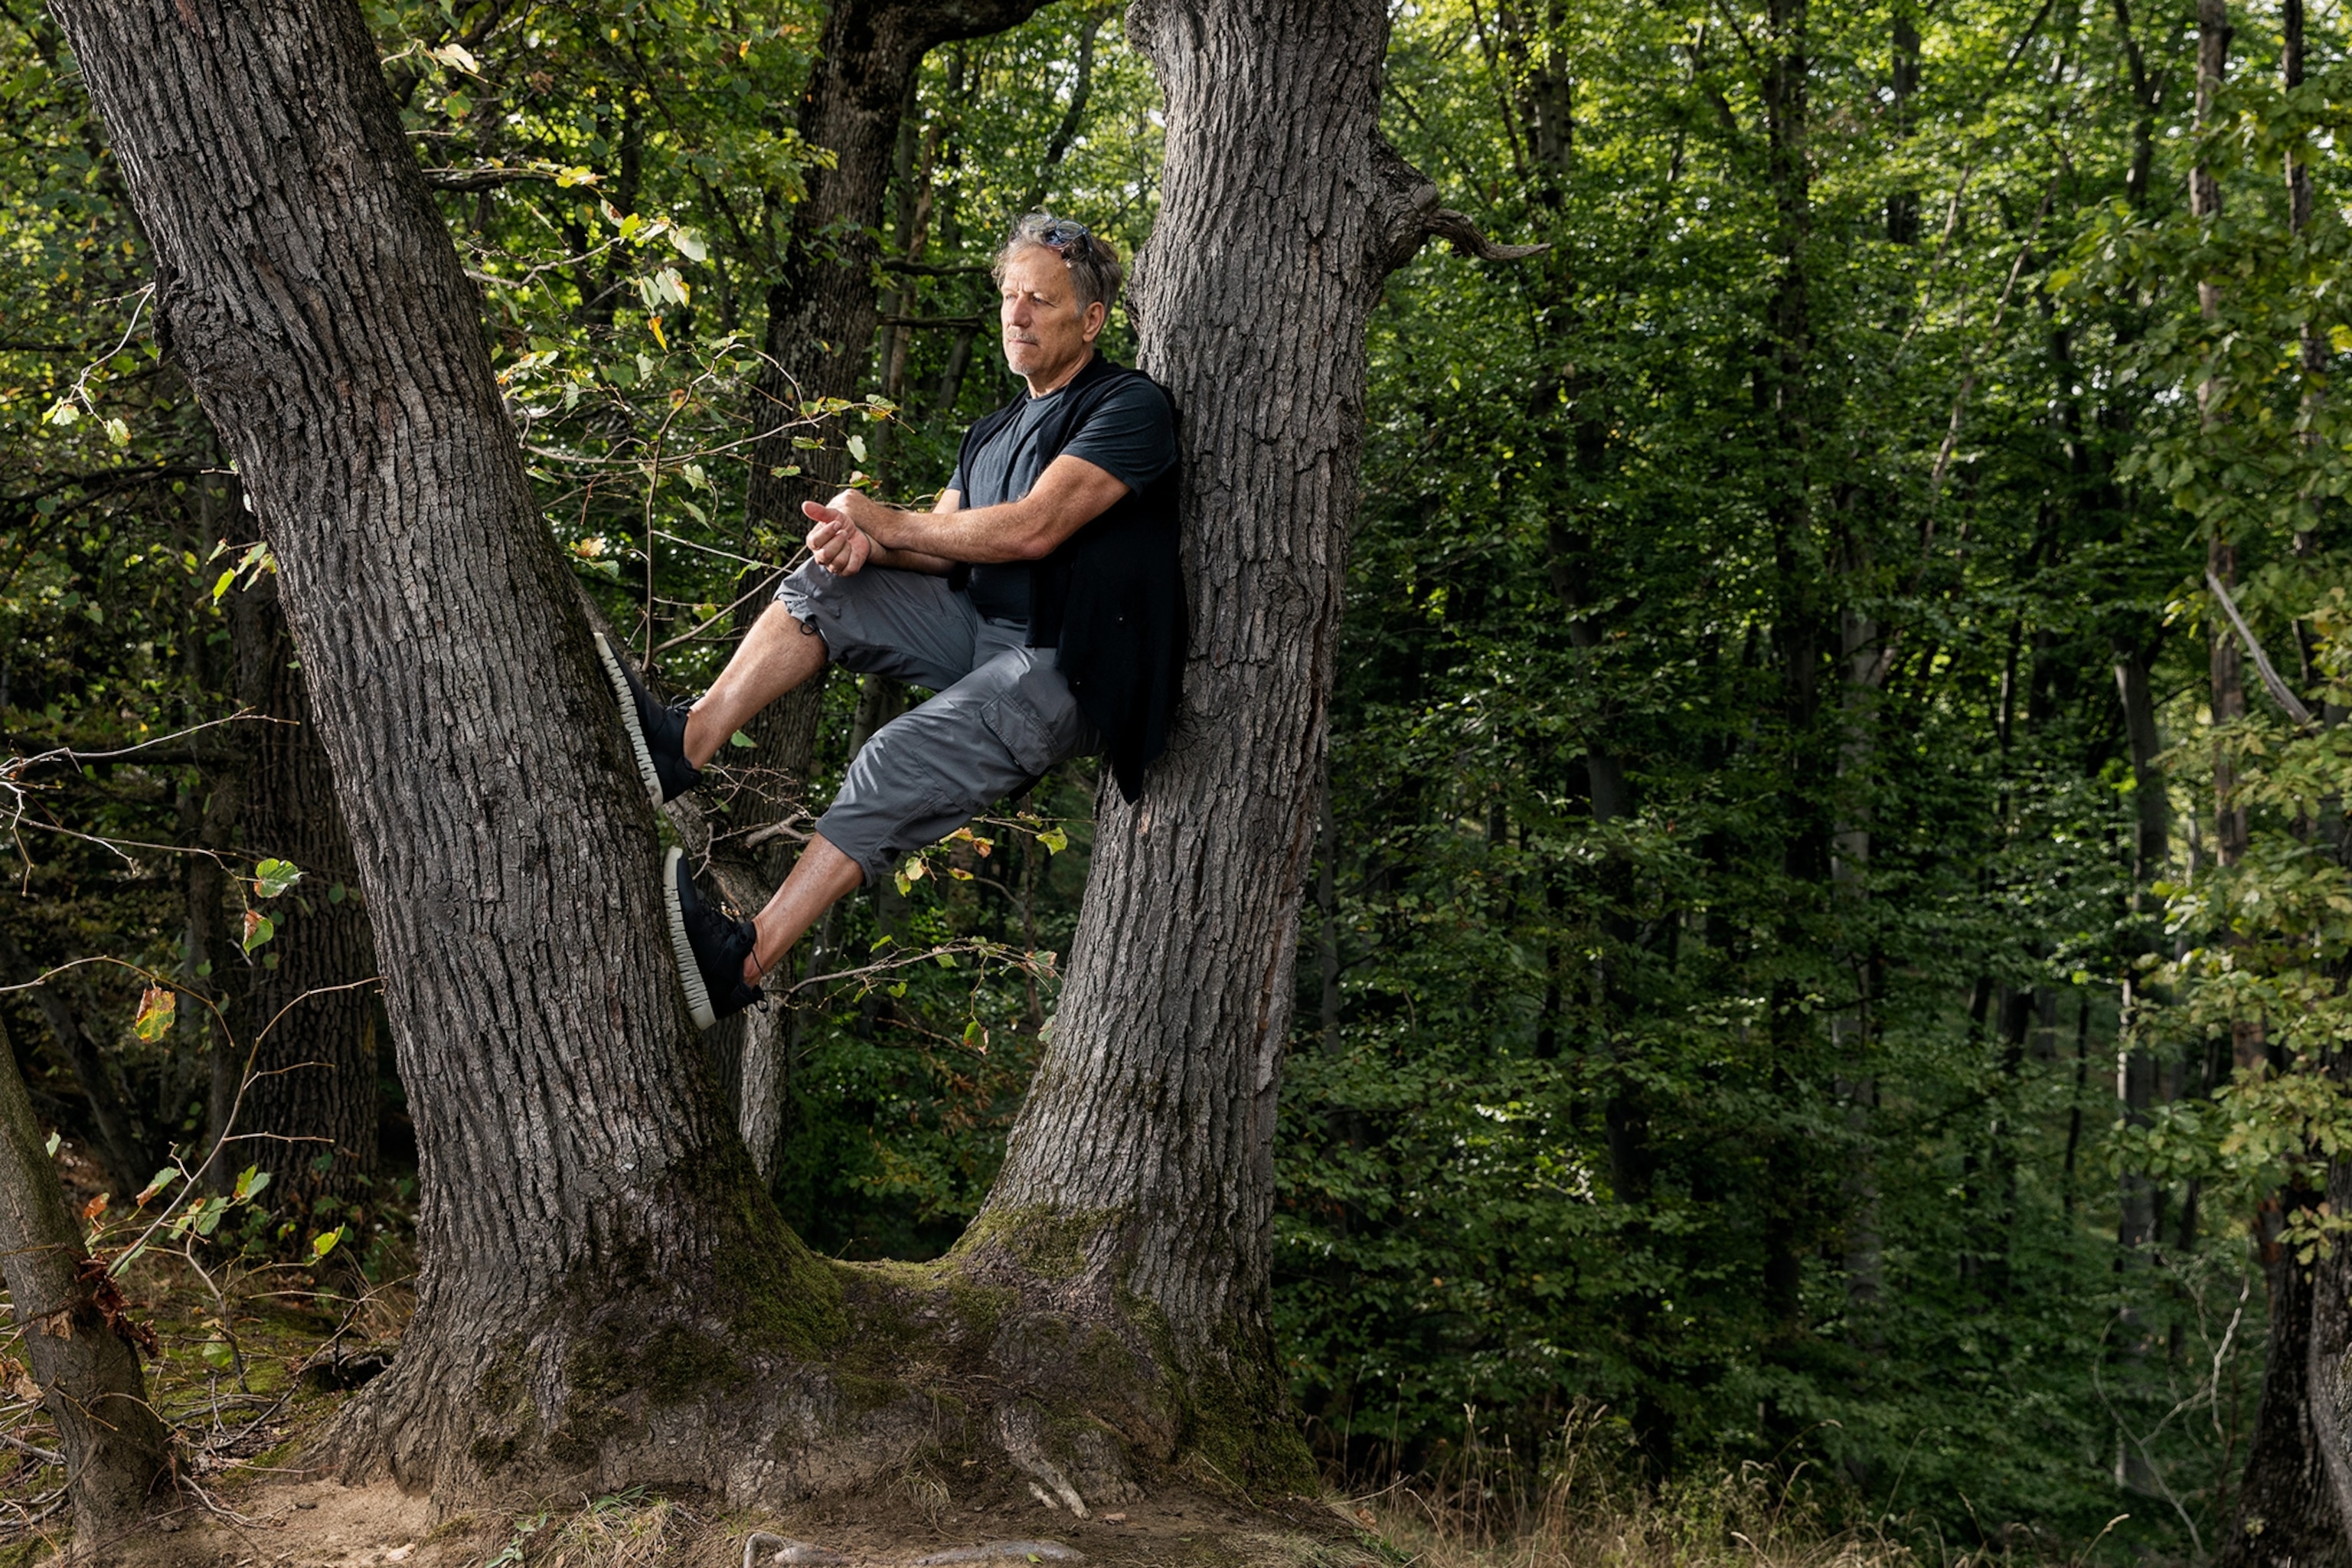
left=801, top=500, right=841, bottom=524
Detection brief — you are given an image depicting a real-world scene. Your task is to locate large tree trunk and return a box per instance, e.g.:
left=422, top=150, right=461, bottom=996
left=224, top=567, right=381, bottom=1211
left=0, top=1014, right=174, bottom=1546
left=47, top=0, right=826, bottom=1501
left=966, top=0, right=1500, bottom=1494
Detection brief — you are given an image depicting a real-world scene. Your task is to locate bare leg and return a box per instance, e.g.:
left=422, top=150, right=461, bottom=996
left=745, top=834, right=864, bottom=983
left=681, top=599, right=829, bottom=767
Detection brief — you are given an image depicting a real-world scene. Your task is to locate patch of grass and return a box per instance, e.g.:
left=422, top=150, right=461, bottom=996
left=479, top=1487, right=688, bottom=1567
left=1333, top=1406, right=2070, bottom=1568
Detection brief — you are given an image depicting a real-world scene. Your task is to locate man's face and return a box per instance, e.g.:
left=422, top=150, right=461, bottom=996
left=1000, top=245, right=1105, bottom=391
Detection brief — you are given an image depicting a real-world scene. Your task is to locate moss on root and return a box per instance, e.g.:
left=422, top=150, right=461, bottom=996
left=952, top=1203, right=1122, bottom=1282
left=1119, top=1291, right=1315, bottom=1498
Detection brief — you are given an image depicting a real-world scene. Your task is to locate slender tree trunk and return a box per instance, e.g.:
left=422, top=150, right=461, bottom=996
left=1756, top=0, right=1831, bottom=1432
left=0, top=1014, right=174, bottom=1546
left=0, top=928, right=153, bottom=1194
left=716, top=0, right=1052, bottom=1138
left=225, top=567, right=381, bottom=1210
left=740, top=0, right=1048, bottom=536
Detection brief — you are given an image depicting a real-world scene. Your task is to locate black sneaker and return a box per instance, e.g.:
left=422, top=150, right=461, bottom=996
left=593, top=631, right=703, bottom=806
left=663, top=846, right=763, bottom=1030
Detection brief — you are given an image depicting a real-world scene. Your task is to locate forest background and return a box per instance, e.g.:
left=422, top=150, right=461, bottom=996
left=3, top=0, right=2350, bottom=1559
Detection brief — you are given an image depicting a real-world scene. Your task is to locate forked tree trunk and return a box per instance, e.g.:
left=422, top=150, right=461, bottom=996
left=51, top=0, right=1508, bottom=1512
left=0, top=1015, right=174, bottom=1546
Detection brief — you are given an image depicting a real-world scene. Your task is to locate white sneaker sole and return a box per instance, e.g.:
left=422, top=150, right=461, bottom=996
left=593, top=630, right=665, bottom=810
left=663, top=846, right=717, bottom=1031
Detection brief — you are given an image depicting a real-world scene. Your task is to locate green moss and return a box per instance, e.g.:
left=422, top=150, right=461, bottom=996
left=1118, top=1289, right=1313, bottom=1496
left=704, top=1162, right=849, bottom=1358
left=641, top=1323, right=736, bottom=1404
left=833, top=1369, right=908, bottom=1413
left=945, top=1271, right=1011, bottom=1338
left=469, top=1338, right=536, bottom=1476
left=952, top=1203, right=1121, bottom=1282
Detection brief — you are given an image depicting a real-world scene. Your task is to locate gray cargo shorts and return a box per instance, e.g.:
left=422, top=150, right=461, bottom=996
left=775, top=560, right=1098, bottom=884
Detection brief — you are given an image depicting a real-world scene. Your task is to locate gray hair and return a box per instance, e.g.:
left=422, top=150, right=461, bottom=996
left=992, top=211, right=1124, bottom=315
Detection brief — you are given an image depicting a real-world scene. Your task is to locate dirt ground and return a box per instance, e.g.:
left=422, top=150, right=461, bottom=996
left=91, top=1472, right=1381, bottom=1568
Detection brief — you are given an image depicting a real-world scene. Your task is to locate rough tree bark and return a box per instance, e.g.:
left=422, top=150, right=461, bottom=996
left=47, top=0, right=835, bottom=1501
left=963, top=0, right=1536, bottom=1494
left=0, top=1014, right=173, bottom=1546
left=224, top=567, right=381, bottom=1211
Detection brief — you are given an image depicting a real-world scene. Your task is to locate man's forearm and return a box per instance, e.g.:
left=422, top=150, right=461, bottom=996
left=854, top=493, right=1045, bottom=564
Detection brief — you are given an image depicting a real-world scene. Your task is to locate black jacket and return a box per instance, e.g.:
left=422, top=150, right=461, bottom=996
left=949, top=353, right=1184, bottom=802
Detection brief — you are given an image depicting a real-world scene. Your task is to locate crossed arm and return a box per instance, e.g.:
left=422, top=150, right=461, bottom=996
left=801, top=452, right=1132, bottom=577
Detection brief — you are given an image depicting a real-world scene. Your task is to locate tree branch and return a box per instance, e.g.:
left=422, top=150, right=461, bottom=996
left=1369, top=134, right=1549, bottom=274
left=420, top=165, right=561, bottom=191
left=1423, top=208, right=1550, bottom=262
left=2207, top=570, right=2316, bottom=727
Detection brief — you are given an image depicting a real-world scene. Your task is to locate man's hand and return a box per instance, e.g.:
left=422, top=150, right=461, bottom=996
left=802, top=498, right=874, bottom=577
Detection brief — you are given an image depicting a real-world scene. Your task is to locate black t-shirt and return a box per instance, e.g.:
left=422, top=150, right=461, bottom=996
left=951, top=368, right=1177, bottom=622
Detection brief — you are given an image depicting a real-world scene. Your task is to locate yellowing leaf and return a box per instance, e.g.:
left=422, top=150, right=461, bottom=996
left=133, top=985, right=175, bottom=1042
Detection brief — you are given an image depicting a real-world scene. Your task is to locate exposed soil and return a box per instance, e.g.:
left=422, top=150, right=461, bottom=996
left=90, top=1474, right=1378, bottom=1568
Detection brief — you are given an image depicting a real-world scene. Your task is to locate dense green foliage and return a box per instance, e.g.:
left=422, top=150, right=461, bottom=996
left=6, top=0, right=2352, bottom=1559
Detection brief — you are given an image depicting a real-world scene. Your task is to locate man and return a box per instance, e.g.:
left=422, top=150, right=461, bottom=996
left=594, top=213, right=1184, bottom=1028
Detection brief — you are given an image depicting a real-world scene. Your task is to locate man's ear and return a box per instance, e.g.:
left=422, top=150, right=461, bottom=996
left=1083, top=300, right=1108, bottom=342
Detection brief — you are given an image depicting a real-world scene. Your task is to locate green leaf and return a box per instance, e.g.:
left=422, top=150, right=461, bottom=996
left=311, top=1227, right=342, bottom=1261
left=240, top=910, right=276, bottom=956
left=44, top=1132, right=60, bottom=1158
left=232, top=1165, right=270, bottom=1202
left=728, top=730, right=754, bottom=749
left=136, top=1167, right=180, bottom=1205
left=211, top=567, right=237, bottom=603
left=1038, top=826, right=1070, bottom=854
left=253, top=858, right=302, bottom=898
left=199, top=1339, right=235, bottom=1370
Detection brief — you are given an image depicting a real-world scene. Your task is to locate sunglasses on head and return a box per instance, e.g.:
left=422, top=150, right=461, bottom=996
left=1035, top=218, right=1093, bottom=255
